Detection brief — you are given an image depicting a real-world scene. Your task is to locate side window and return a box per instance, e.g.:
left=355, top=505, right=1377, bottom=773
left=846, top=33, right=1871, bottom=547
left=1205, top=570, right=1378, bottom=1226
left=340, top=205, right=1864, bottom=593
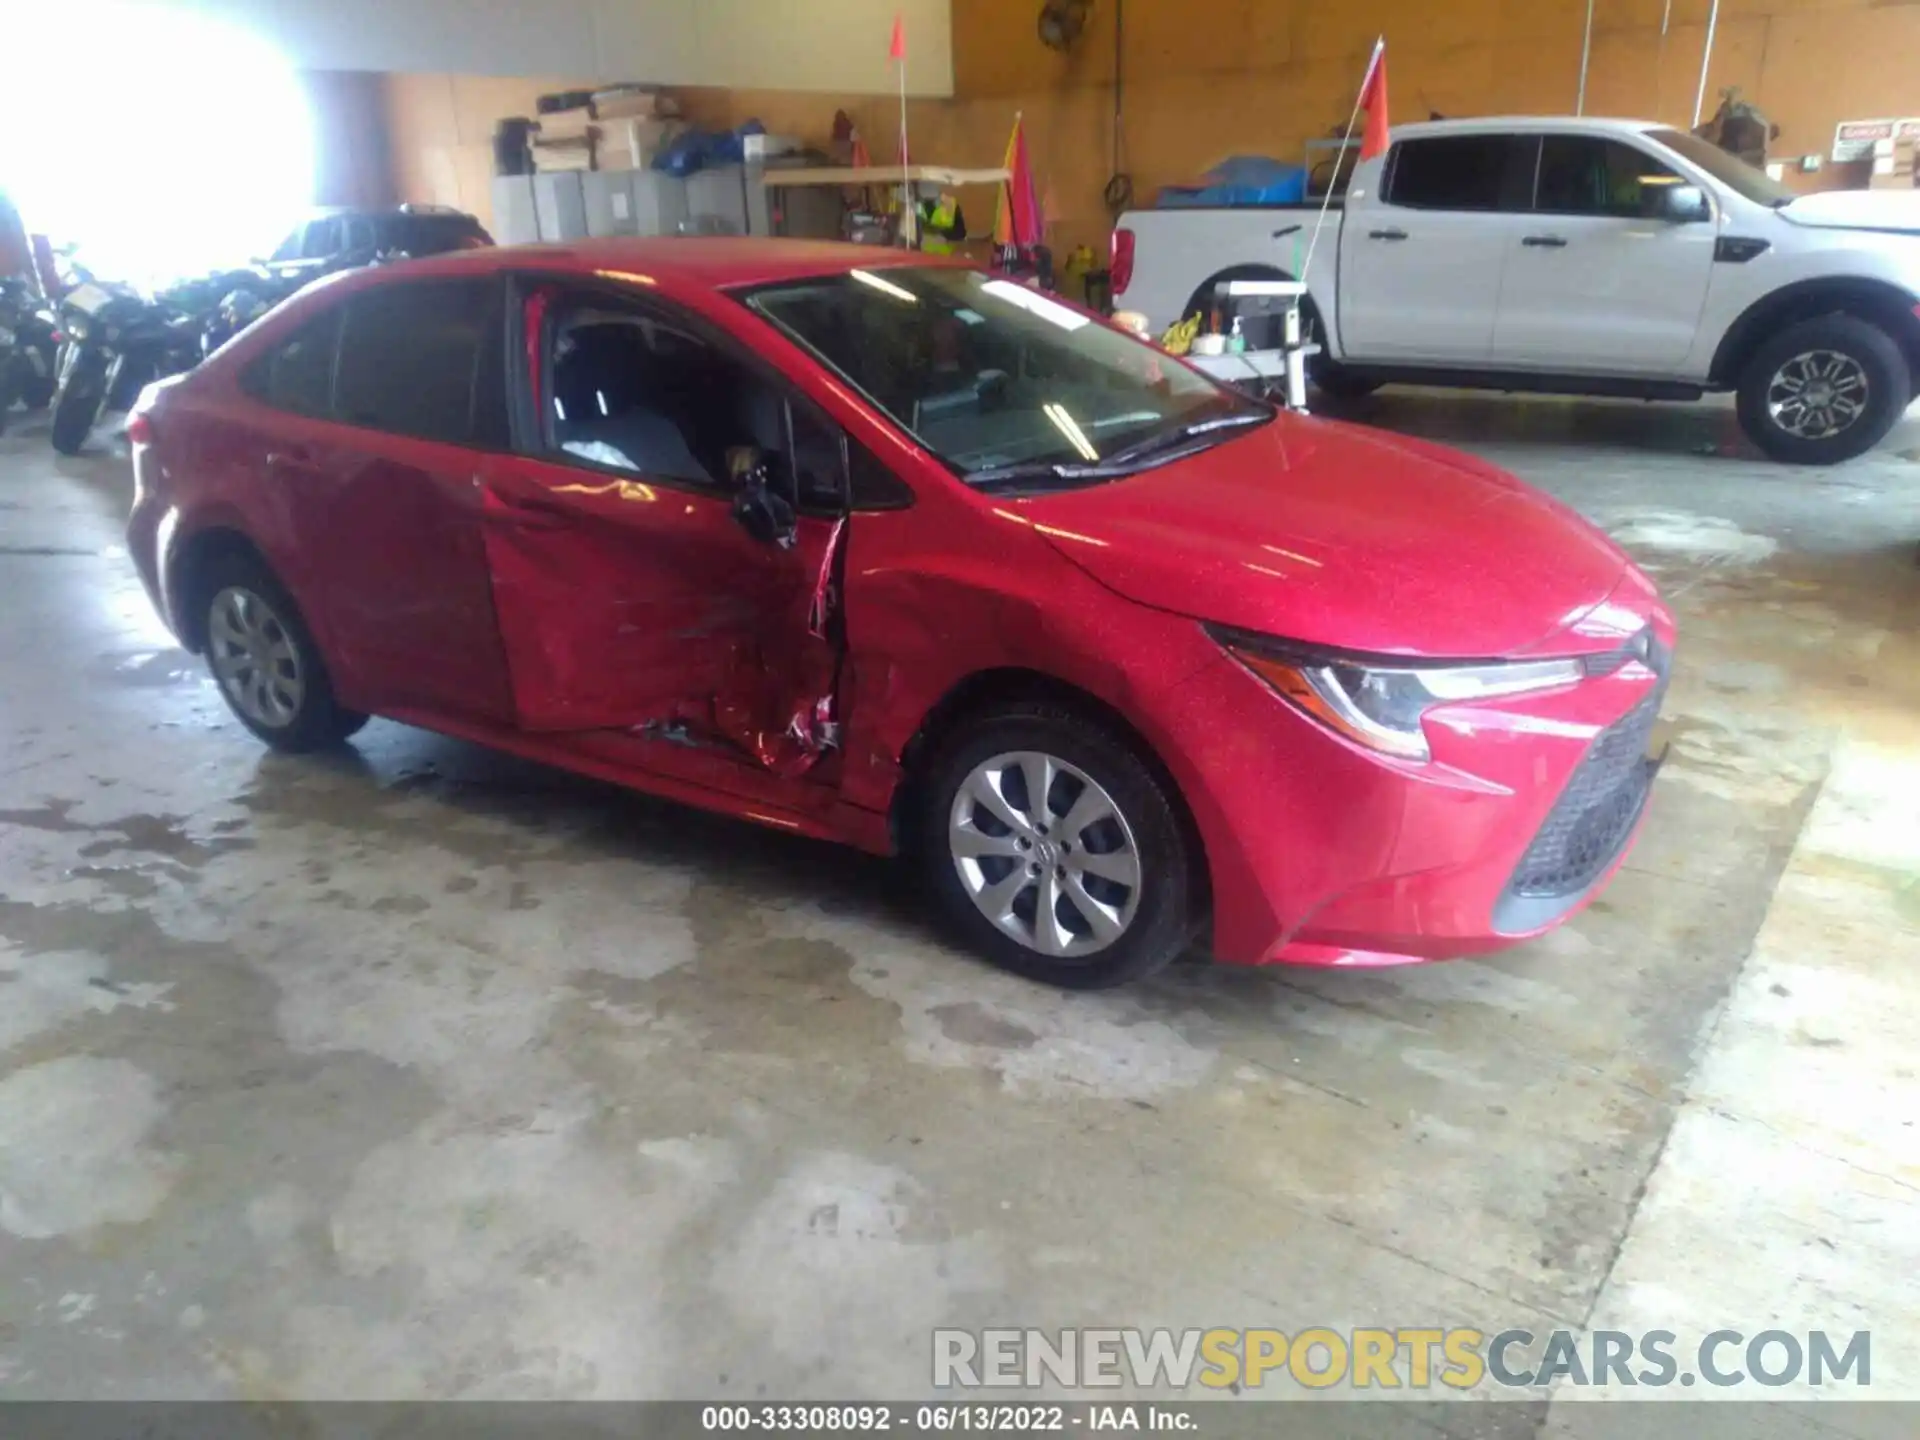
left=541, top=289, right=835, bottom=506
left=268, top=226, right=304, bottom=263
left=1386, top=135, right=1536, bottom=212
left=789, top=402, right=847, bottom=510
left=301, top=218, right=343, bottom=259
left=334, top=279, right=505, bottom=447
left=847, top=441, right=915, bottom=511
left=1537, top=137, right=1682, bottom=218
left=239, top=308, right=341, bottom=417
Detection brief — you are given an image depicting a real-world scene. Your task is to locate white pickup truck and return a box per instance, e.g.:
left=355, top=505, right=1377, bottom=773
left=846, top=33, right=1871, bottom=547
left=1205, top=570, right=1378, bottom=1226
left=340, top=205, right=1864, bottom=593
left=1113, top=116, right=1920, bottom=464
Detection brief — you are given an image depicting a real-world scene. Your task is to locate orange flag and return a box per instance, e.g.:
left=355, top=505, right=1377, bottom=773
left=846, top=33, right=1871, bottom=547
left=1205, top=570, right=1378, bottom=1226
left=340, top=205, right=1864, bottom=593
left=1358, top=38, right=1390, bottom=161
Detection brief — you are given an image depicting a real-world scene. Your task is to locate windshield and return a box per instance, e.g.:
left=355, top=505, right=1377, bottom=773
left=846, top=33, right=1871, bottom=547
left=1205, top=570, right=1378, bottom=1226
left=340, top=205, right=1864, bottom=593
left=743, top=266, right=1267, bottom=480
left=1647, top=129, right=1795, bottom=207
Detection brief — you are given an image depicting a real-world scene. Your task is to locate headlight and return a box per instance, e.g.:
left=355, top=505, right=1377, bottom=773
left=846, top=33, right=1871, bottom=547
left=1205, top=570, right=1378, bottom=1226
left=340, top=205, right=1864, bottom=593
left=64, top=316, right=89, bottom=341
left=1211, top=625, right=1584, bottom=762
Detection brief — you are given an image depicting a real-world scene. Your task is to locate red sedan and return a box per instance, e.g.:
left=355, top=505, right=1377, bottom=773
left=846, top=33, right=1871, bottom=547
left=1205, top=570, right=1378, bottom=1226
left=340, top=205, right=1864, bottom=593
left=125, top=239, right=1672, bottom=988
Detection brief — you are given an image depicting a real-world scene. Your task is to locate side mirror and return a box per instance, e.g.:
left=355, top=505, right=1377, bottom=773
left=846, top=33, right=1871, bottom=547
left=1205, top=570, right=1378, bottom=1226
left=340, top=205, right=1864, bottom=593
left=1657, top=183, right=1711, bottom=223
left=727, top=446, right=798, bottom=549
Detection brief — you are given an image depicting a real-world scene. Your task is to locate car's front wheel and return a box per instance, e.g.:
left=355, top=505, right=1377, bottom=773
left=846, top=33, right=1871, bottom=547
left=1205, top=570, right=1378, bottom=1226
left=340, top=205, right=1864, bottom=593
left=1736, top=314, right=1910, bottom=464
left=198, top=552, right=367, bottom=752
left=917, top=702, right=1196, bottom=989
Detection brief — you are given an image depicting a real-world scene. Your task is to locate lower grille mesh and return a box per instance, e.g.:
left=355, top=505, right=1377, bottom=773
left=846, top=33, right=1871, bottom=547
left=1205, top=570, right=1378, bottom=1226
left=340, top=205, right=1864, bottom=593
left=1507, top=635, right=1668, bottom=900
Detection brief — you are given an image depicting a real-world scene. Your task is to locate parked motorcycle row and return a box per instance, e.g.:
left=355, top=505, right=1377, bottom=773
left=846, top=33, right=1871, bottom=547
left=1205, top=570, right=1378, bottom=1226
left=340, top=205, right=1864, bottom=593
left=43, top=262, right=310, bottom=453
left=4, top=208, right=494, bottom=454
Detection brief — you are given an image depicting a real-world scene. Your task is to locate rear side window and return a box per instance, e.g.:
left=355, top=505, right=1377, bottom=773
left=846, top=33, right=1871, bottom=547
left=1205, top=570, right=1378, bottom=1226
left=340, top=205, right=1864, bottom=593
left=390, top=214, right=493, bottom=256
left=240, top=309, right=341, bottom=417
left=301, top=218, right=344, bottom=259
left=334, top=279, right=506, bottom=447
left=1387, top=135, right=1536, bottom=211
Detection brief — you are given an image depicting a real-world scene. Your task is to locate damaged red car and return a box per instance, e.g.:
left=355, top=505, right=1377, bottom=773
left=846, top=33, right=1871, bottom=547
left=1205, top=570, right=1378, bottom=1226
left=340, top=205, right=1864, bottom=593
left=126, top=239, right=1672, bottom=989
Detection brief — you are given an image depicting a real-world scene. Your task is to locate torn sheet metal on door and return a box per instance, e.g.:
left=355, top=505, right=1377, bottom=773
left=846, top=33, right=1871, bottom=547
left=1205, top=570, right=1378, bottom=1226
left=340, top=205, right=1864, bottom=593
left=701, top=514, right=846, bottom=776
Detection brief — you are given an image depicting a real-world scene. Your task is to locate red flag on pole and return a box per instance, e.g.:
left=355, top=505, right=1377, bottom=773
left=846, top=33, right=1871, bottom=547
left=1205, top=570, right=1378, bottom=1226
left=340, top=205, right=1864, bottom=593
left=994, top=113, right=1042, bottom=249
left=889, top=13, right=906, bottom=60
left=1358, top=38, right=1390, bottom=161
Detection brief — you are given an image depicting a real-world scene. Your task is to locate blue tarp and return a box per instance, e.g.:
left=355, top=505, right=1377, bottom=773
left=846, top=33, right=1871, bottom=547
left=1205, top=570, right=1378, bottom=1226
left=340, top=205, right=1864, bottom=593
left=1157, top=155, right=1306, bottom=208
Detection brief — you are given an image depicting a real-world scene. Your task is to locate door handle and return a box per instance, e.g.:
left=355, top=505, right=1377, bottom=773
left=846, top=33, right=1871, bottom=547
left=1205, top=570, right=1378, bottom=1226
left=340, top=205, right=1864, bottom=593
left=265, top=445, right=311, bottom=467
left=1367, top=228, right=1409, bottom=242
left=1522, top=234, right=1569, bottom=248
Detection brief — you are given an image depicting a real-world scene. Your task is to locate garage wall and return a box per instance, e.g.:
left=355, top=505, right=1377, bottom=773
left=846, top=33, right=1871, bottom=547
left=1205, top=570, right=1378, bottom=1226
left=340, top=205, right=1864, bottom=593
left=382, top=0, right=1920, bottom=254
left=304, top=71, right=398, bottom=209
left=383, top=78, right=981, bottom=234
left=942, top=0, right=1920, bottom=256
left=172, top=0, right=952, bottom=94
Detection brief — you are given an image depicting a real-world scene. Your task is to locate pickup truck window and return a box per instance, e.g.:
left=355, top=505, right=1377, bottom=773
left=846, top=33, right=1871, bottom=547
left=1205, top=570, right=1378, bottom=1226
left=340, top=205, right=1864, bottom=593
left=1386, top=135, right=1536, bottom=212
left=1536, top=137, right=1682, bottom=218
left=1649, top=128, right=1794, bottom=207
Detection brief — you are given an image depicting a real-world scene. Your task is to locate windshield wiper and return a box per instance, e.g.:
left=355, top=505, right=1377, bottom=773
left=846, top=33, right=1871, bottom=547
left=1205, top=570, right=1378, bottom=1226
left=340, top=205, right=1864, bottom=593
left=1102, top=410, right=1269, bottom=467
left=964, top=459, right=1115, bottom=491
left=965, top=437, right=1227, bottom=493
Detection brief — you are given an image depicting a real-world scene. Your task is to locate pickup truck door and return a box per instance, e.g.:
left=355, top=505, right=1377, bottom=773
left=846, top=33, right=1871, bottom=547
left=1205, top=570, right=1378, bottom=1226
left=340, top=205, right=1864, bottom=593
left=1490, top=135, right=1717, bottom=372
left=1338, top=134, right=1539, bottom=363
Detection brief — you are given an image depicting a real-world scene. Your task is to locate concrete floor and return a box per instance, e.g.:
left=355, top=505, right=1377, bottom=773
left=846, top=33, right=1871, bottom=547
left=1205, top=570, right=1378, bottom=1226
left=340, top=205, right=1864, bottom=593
left=0, top=391, right=1915, bottom=1422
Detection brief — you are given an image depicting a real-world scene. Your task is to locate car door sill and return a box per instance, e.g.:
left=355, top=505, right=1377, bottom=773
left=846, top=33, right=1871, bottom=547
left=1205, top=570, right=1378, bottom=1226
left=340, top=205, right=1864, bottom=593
left=1336, top=365, right=1709, bottom=401
left=376, top=704, right=894, bottom=855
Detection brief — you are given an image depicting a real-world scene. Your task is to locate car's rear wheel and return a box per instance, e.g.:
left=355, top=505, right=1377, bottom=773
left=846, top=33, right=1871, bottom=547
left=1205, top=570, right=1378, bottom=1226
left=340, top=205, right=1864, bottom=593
left=917, top=702, right=1195, bottom=989
left=1735, top=314, right=1909, bottom=464
left=198, top=552, right=367, bottom=752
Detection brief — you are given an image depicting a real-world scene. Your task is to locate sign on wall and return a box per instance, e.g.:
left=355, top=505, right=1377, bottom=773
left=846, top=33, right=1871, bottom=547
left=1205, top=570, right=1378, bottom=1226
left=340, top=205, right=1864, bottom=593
left=1832, top=118, right=1920, bottom=162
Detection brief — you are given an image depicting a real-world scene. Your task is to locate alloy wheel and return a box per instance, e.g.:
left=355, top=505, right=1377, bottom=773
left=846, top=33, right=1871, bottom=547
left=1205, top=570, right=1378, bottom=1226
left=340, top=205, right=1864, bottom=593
left=947, top=750, right=1143, bottom=959
left=1766, top=349, right=1869, bottom=440
left=207, top=585, right=305, bottom=729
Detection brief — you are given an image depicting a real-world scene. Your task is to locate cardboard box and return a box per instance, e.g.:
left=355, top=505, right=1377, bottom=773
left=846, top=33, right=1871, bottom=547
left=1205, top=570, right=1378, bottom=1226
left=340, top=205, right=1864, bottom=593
left=598, top=118, right=685, bottom=171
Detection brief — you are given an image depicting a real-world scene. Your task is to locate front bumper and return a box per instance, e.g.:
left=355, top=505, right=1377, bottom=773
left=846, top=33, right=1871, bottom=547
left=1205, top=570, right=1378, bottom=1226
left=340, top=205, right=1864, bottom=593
left=1151, top=625, right=1672, bottom=967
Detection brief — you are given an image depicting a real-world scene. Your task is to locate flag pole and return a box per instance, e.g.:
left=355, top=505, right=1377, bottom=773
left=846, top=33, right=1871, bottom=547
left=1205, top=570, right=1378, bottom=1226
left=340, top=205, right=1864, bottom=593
left=1302, top=36, right=1380, bottom=282
left=897, top=29, right=916, bottom=247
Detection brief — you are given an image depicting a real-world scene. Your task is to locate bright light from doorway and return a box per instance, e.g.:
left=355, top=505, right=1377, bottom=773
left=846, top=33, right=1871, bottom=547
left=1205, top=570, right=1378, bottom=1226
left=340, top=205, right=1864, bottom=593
left=0, top=3, right=312, bottom=288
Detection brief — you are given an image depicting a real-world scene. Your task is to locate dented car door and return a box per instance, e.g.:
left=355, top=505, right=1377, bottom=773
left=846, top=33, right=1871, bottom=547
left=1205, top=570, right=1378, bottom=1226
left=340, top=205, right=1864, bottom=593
left=479, top=280, right=847, bottom=775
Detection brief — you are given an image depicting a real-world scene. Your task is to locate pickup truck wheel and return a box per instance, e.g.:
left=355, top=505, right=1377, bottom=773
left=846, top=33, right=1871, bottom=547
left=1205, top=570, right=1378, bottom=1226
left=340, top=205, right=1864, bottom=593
left=1311, top=363, right=1382, bottom=402
left=1736, top=315, right=1909, bottom=464
left=1297, top=304, right=1380, bottom=401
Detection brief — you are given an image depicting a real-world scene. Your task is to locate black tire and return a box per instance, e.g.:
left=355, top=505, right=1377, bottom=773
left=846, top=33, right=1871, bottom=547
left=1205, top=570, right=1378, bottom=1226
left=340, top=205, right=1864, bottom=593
left=195, top=550, right=368, bottom=752
left=1735, top=314, right=1910, bottom=465
left=49, top=352, right=107, bottom=455
left=21, top=371, right=56, bottom=410
left=1310, top=362, right=1383, bottom=402
left=916, top=701, right=1196, bottom=989
left=1298, top=299, right=1381, bottom=401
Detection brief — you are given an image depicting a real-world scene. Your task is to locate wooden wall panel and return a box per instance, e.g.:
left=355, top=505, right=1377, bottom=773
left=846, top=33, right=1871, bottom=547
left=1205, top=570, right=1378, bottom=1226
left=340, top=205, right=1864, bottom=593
left=378, top=0, right=1920, bottom=256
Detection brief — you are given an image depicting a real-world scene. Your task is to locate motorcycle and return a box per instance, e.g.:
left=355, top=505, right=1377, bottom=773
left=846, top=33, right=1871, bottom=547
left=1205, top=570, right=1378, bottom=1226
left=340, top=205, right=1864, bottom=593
left=49, top=272, right=228, bottom=455
left=0, top=277, right=59, bottom=430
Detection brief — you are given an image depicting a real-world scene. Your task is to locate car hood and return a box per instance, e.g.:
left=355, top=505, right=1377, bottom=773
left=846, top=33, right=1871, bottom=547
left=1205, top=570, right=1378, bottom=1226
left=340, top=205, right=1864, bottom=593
left=1018, top=415, right=1633, bottom=658
left=1779, top=189, right=1920, bottom=236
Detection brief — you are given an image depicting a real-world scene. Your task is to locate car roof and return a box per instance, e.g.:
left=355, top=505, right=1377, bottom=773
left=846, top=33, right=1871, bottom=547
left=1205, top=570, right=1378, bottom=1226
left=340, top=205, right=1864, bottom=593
left=1389, top=116, right=1670, bottom=142
left=348, top=237, right=934, bottom=292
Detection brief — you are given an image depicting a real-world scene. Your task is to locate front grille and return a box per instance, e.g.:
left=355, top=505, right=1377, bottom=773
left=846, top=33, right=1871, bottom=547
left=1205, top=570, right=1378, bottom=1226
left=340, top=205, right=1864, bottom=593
left=1506, top=634, right=1668, bottom=901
